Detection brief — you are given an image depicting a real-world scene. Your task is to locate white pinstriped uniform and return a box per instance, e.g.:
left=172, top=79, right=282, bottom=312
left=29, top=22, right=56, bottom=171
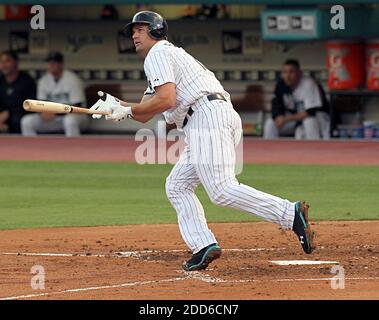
left=144, top=40, right=296, bottom=253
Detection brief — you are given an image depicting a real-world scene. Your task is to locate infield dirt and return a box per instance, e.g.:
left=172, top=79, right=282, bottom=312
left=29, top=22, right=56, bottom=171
left=0, top=221, right=378, bottom=300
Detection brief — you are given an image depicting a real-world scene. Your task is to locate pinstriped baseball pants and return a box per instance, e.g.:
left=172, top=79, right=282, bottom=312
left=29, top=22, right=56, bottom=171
left=166, top=100, right=296, bottom=254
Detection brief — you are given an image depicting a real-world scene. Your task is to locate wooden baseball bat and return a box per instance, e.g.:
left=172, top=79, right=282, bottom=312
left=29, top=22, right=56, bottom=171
left=23, top=99, right=110, bottom=115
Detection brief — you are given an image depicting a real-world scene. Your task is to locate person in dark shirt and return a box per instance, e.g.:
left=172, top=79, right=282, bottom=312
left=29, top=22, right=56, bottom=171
left=0, top=51, right=36, bottom=133
left=263, top=59, right=330, bottom=140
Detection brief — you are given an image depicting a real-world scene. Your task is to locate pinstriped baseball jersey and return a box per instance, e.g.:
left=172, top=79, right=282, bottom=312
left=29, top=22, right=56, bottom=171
left=143, top=40, right=230, bottom=129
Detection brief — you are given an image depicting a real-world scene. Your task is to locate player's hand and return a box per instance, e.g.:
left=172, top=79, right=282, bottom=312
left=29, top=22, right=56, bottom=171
left=105, top=105, right=133, bottom=122
left=274, top=116, right=285, bottom=129
left=89, top=91, right=123, bottom=119
left=0, top=110, right=9, bottom=123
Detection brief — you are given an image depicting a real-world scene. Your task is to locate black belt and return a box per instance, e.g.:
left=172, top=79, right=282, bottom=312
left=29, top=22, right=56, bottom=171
left=183, top=94, right=227, bottom=127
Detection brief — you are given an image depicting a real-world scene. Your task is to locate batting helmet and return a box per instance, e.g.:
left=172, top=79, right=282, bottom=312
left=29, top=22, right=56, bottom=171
left=122, top=11, right=168, bottom=40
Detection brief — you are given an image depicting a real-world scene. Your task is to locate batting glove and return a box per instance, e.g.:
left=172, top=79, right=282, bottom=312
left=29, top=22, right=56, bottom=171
left=89, top=91, right=126, bottom=120
left=105, top=106, right=133, bottom=122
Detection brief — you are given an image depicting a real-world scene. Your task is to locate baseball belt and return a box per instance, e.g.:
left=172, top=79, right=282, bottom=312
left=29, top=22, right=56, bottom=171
left=183, top=93, right=227, bottom=127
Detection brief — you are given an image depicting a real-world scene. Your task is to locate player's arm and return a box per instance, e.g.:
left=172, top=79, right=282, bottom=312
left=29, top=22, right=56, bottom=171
left=89, top=83, right=175, bottom=123
left=116, top=93, right=154, bottom=123
left=284, top=111, right=308, bottom=122
left=90, top=50, right=176, bottom=122
left=120, top=83, right=176, bottom=123
left=140, top=93, right=154, bottom=103
left=118, top=89, right=154, bottom=107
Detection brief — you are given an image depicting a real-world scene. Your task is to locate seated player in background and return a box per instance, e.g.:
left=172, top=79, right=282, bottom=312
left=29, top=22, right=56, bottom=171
left=21, top=52, right=88, bottom=137
left=263, top=59, right=330, bottom=140
left=0, top=51, right=36, bottom=133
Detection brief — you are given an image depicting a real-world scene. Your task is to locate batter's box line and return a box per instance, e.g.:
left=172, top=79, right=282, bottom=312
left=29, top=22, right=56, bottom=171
left=178, top=270, right=379, bottom=284
left=2, top=271, right=379, bottom=301
left=0, top=271, right=227, bottom=300
left=2, top=244, right=376, bottom=260
left=0, top=277, right=188, bottom=301
left=0, top=247, right=287, bottom=259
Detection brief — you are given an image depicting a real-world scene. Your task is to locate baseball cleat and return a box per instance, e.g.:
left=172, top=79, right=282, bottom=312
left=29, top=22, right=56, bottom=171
left=292, top=201, right=315, bottom=254
left=182, top=243, right=221, bottom=271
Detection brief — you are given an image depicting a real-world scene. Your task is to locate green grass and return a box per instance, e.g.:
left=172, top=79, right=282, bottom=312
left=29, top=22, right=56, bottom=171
left=0, top=161, right=378, bottom=230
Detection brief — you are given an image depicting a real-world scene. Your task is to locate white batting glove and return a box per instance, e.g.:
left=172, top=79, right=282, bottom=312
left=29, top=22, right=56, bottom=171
left=89, top=91, right=123, bottom=119
left=105, top=106, right=134, bottom=122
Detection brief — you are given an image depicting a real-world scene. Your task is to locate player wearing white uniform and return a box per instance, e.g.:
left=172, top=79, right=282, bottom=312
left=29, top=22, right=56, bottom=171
left=90, top=11, right=315, bottom=271
left=264, top=59, right=330, bottom=140
left=21, top=52, right=88, bottom=137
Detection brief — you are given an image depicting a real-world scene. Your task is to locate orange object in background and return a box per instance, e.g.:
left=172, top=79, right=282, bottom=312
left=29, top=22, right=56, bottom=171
left=366, top=41, right=379, bottom=90
left=326, top=41, right=365, bottom=90
left=5, top=4, right=31, bottom=20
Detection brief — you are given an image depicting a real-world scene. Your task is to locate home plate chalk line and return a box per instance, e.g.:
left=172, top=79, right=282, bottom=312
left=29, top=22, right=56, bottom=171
left=0, top=244, right=376, bottom=258
left=0, top=251, right=343, bottom=266
left=1, top=270, right=379, bottom=301
left=0, top=247, right=286, bottom=258
left=270, top=260, right=339, bottom=265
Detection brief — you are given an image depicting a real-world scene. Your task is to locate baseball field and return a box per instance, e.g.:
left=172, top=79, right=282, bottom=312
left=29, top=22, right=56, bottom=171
left=0, top=137, right=378, bottom=300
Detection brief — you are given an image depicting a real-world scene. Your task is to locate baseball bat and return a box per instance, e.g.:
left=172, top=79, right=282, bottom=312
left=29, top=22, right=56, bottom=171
left=23, top=99, right=110, bottom=115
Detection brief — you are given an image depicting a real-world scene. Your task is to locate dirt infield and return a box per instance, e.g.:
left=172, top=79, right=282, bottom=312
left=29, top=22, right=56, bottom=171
left=0, top=221, right=378, bottom=300
left=0, top=136, right=378, bottom=300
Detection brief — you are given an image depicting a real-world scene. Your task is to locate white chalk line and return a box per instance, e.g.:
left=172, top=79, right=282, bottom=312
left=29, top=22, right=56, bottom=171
left=270, top=260, right=339, bottom=265
left=1, top=244, right=376, bottom=259
left=0, top=277, right=188, bottom=301
left=179, top=271, right=379, bottom=284
left=215, top=277, right=379, bottom=283
left=0, top=271, right=236, bottom=300
left=2, top=270, right=378, bottom=301
left=0, top=252, right=107, bottom=257
left=0, top=247, right=287, bottom=259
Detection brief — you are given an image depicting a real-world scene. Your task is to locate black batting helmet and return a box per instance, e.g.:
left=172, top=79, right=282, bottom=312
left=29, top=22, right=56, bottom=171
left=122, top=11, right=168, bottom=40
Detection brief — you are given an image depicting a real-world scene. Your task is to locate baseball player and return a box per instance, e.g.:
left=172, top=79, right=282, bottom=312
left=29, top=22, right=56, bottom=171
left=21, top=52, right=88, bottom=137
left=264, top=59, right=330, bottom=140
left=90, top=11, right=315, bottom=271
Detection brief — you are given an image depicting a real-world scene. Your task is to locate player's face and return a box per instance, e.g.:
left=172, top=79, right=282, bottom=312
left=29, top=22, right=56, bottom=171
left=281, top=64, right=301, bottom=88
left=132, top=24, right=156, bottom=57
left=47, top=61, right=64, bottom=79
left=0, top=54, right=18, bottom=76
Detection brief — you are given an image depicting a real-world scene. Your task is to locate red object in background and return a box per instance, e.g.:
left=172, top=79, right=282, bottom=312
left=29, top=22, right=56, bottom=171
left=5, top=5, right=32, bottom=20
left=326, top=41, right=365, bottom=90
left=366, top=41, right=379, bottom=90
